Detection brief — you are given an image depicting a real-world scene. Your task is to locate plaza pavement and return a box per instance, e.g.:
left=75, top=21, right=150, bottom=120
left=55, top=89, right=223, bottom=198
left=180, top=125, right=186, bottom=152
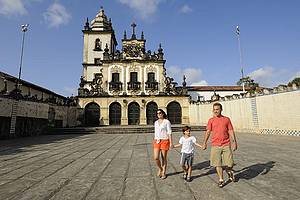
left=0, top=131, right=299, bottom=200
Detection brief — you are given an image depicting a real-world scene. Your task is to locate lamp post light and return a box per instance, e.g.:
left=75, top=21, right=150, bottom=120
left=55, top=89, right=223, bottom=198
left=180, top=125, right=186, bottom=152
left=17, top=24, right=29, bottom=92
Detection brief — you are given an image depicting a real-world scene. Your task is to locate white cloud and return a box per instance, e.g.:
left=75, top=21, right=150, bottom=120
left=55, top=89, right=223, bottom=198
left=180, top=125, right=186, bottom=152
left=0, top=0, right=42, bottom=17
left=118, top=0, right=162, bottom=20
left=167, top=66, right=208, bottom=86
left=43, top=2, right=71, bottom=28
left=248, top=66, right=294, bottom=87
left=179, top=4, right=192, bottom=14
left=0, top=0, right=27, bottom=16
left=190, top=81, right=208, bottom=86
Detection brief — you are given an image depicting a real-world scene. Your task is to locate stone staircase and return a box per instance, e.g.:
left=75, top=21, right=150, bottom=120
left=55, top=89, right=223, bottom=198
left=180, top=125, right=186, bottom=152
left=45, top=125, right=206, bottom=135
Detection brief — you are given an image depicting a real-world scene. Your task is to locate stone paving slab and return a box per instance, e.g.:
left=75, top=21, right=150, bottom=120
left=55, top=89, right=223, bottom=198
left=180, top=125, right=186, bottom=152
left=0, top=132, right=300, bottom=200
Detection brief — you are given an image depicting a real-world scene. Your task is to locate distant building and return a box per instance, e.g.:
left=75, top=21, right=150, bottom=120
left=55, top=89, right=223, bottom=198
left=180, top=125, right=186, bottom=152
left=0, top=71, right=68, bottom=104
left=187, top=86, right=250, bottom=102
left=77, top=7, right=190, bottom=126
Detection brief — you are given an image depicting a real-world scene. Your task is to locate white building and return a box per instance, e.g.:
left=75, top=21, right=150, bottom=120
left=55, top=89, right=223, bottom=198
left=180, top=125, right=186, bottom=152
left=77, top=7, right=190, bottom=126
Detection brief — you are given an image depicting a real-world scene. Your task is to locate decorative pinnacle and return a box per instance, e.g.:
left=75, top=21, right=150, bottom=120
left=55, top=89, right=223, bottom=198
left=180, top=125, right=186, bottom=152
left=141, top=31, right=144, bottom=40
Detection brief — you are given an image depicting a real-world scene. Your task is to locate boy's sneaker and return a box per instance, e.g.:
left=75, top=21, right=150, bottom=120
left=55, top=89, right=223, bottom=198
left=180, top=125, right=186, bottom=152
left=218, top=180, right=225, bottom=188
left=227, top=171, right=235, bottom=182
left=186, top=177, right=191, bottom=182
left=183, top=173, right=187, bottom=180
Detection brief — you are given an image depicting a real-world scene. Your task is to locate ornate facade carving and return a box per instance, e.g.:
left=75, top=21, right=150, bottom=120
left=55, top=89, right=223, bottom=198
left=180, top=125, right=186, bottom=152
left=111, top=66, right=121, bottom=73
left=129, top=65, right=139, bottom=72
left=146, top=65, right=156, bottom=73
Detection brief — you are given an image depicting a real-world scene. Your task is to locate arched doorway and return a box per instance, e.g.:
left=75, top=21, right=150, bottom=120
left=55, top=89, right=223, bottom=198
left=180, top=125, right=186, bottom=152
left=109, top=102, right=121, bottom=125
left=167, top=101, right=182, bottom=124
left=146, top=102, right=158, bottom=125
left=128, top=102, right=140, bottom=125
left=85, top=102, right=100, bottom=126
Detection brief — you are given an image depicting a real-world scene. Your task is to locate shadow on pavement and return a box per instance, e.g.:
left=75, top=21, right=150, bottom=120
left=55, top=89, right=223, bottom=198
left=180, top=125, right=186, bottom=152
left=234, top=161, right=276, bottom=182
left=0, top=134, right=85, bottom=156
left=191, top=160, right=216, bottom=180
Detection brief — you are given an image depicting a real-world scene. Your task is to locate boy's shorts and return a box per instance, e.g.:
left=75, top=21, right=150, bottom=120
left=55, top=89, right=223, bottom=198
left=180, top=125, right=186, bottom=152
left=180, top=152, right=194, bottom=167
left=153, top=139, right=170, bottom=150
left=210, top=145, right=234, bottom=167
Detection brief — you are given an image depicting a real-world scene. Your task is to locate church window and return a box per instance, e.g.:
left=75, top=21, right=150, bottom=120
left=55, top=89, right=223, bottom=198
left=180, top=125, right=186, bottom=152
left=94, top=58, right=101, bottom=64
left=94, top=38, right=102, bottom=51
left=112, top=73, right=120, bottom=82
left=147, top=72, right=155, bottom=82
left=130, top=72, right=138, bottom=82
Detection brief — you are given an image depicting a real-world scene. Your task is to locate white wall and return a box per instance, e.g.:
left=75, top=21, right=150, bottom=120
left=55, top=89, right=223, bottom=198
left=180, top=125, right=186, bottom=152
left=189, top=89, right=300, bottom=135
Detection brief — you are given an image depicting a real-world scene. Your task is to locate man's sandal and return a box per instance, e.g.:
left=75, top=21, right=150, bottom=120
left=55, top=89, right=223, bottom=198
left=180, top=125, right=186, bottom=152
left=218, top=180, right=225, bottom=188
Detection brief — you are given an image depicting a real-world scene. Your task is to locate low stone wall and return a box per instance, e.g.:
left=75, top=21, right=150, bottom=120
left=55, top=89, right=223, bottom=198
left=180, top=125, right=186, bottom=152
left=189, top=85, right=300, bottom=136
left=0, top=96, right=80, bottom=139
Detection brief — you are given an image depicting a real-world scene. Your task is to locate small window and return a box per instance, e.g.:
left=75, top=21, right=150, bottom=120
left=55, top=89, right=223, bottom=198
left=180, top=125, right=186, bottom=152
left=94, top=58, right=101, bottom=64
left=130, top=72, right=138, bottom=82
left=147, top=72, right=155, bottom=82
left=95, top=39, right=102, bottom=50
left=112, top=73, right=119, bottom=82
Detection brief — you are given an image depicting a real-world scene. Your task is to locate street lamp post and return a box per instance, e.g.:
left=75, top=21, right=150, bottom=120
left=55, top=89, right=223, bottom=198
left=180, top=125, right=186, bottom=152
left=236, top=25, right=245, bottom=93
left=17, top=24, right=29, bottom=91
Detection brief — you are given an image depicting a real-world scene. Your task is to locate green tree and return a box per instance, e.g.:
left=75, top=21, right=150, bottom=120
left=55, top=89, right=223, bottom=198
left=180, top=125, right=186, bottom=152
left=287, top=77, right=300, bottom=87
left=237, top=76, right=259, bottom=88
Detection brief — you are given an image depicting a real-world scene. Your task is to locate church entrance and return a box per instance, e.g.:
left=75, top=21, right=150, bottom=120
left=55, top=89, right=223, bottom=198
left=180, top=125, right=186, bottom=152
left=109, top=102, right=121, bottom=125
left=146, top=102, right=158, bottom=125
left=85, top=102, right=100, bottom=126
left=167, top=101, right=182, bottom=124
left=128, top=102, right=140, bottom=125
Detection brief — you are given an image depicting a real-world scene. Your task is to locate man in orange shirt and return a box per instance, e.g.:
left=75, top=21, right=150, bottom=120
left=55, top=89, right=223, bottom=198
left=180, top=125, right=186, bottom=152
left=202, top=102, right=238, bottom=188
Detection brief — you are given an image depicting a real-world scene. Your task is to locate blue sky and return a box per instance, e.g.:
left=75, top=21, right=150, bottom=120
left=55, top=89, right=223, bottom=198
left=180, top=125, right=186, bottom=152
left=0, top=0, right=299, bottom=96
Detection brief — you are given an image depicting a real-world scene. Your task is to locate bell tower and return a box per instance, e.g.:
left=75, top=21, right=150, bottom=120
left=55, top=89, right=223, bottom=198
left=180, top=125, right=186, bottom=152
left=81, top=7, right=117, bottom=84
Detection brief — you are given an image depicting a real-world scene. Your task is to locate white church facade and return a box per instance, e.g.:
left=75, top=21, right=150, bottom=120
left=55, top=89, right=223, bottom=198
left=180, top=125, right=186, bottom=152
left=77, top=8, right=190, bottom=126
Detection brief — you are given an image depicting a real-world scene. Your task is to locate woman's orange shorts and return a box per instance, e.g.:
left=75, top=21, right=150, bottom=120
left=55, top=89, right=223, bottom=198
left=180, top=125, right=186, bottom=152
left=153, top=139, right=170, bottom=150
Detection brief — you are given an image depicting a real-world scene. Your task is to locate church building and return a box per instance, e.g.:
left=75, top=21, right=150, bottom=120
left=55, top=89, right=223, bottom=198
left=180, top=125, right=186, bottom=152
left=77, top=7, right=190, bottom=126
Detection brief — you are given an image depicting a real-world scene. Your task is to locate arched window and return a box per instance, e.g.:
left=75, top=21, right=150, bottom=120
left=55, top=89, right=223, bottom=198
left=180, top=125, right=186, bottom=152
left=94, top=38, right=102, bottom=50
left=167, top=101, right=182, bottom=124
left=85, top=102, right=100, bottom=126
left=146, top=102, right=158, bottom=125
left=109, top=102, right=121, bottom=125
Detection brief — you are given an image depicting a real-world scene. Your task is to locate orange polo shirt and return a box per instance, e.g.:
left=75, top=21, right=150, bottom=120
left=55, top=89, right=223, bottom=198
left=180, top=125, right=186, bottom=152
left=206, top=115, right=233, bottom=146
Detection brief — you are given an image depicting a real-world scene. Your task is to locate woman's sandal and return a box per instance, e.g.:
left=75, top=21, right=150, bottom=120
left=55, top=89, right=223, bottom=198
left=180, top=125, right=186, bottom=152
left=218, top=180, right=225, bottom=188
left=157, top=169, right=163, bottom=177
left=160, top=174, right=167, bottom=179
left=227, top=171, right=235, bottom=182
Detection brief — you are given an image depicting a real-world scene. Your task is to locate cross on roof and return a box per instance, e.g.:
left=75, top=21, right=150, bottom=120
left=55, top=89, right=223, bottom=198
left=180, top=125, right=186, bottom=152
left=131, top=22, right=137, bottom=39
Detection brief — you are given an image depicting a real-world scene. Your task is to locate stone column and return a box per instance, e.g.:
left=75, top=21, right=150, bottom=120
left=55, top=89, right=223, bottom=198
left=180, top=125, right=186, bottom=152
left=141, top=66, right=145, bottom=94
left=140, top=99, right=147, bottom=125
left=124, top=65, right=127, bottom=95
left=121, top=99, right=128, bottom=125
left=100, top=106, right=109, bottom=125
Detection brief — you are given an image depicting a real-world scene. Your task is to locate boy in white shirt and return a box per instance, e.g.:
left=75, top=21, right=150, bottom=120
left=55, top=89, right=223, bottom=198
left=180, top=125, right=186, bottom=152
left=173, top=126, right=203, bottom=182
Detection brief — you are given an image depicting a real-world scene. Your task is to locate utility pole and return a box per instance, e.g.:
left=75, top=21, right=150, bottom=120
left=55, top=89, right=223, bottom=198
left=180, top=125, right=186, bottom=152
left=17, top=24, right=29, bottom=92
left=236, top=25, right=245, bottom=93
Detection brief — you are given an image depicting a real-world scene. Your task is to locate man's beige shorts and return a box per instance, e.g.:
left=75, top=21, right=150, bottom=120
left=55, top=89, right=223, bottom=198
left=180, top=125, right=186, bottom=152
left=210, top=145, right=234, bottom=167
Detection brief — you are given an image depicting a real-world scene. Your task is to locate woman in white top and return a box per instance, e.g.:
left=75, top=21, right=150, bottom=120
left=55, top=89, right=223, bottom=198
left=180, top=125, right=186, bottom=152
left=153, top=109, right=173, bottom=179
